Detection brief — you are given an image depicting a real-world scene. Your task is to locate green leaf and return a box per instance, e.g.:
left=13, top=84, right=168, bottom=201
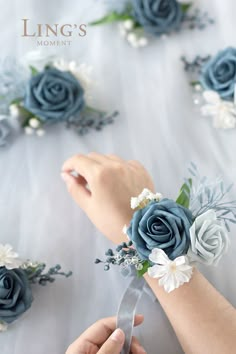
left=29, top=65, right=39, bottom=76
left=89, top=12, right=133, bottom=26
left=137, top=260, right=150, bottom=277
left=190, top=81, right=201, bottom=87
left=10, top=97, right=22, bottom=105
left=176, top=178, right=192, bottom=208
left=180, top=3, right=192, bottom=13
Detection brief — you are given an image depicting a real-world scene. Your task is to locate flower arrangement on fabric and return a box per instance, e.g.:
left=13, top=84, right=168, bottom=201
left=0, top=244, right=72, bottom=331
left=182, top=47, right=236, bottom=129
left=95, top=164, right=236, bottom=353
left=96, top=164, right=236, bottom=293
left=0, top=53, right=118, bottom=147
left=90, top=0, right=214, bottom=48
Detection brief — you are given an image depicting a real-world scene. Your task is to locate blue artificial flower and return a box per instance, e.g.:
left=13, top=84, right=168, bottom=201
left=132, top=0, right=183, bottom=36
left=0, top=267, right=33, bottom=324
left=24, top=67, right=85, bottom=123
left=0, top=120, right=11, bottom=147
left=127, top=199, right=193, bottom=260
left=200, top=47, right=236, bottom=100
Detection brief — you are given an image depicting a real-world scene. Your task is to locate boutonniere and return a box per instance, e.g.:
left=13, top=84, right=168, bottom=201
left=0, top=52, right=118, bottom=147
left=0, top=243, right=72, bottom=331
left=90, top=0, right=214, bottom=48
left=182, top=47, right=236, bottom=129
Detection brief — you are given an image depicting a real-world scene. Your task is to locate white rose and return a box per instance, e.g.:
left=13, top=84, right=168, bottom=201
left=188, top=210, right=229, bottom=266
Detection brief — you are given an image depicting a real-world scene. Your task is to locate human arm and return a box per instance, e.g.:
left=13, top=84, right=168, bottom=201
left=62, top=153, right=236, bottom=354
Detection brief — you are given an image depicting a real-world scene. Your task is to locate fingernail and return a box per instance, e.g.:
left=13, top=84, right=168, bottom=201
left=111, top=328, right=125, bottom=344
left=61, top=172, right=73, bottom=185
left=139, top=348, right=147, bottom=354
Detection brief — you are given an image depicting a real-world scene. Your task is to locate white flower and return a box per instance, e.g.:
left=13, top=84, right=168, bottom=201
left=131, top=188, right=163, bottom=209
left=136, top=263, right=143, bottom=270
left=21, top=50, right=55, bottom=70
left=29, top=118, right=40, bottom=129
left=148, top=249, right=193, bottom=293
left=123, top=19, right=134, bottom=30
left=53, top=59, right=94, bottom=101
left=201, top=90, right=236, bottom=129
left=0, top=244, right=22, bottom=270
left=188, top=210, right=229, bottom=266
left=9, top=104, right=20, bottom=119
left=0, top=321, right=8, bottom=332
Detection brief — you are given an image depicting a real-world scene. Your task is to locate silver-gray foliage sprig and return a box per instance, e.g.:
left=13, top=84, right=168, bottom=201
left=22, top=262, right=72, bottom=286
left=185, top=162, right=236, bottom=231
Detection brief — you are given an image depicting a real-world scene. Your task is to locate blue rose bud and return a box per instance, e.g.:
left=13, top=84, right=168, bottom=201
left=24, top=67, right=85, bottom=123
left=200, top=47, right=236, bottom=100
left=132, top=0, right=183, bottom=36
left=127, top=199, right=193, bottom=260
left=0, top=267, right=33, bottom=324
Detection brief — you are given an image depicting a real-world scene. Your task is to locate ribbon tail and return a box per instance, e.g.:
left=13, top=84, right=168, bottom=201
left=116, top=276, right=145, bottom=354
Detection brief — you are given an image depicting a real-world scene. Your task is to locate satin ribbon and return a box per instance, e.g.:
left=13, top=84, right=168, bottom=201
left=116, top=276, right=145, bottom=354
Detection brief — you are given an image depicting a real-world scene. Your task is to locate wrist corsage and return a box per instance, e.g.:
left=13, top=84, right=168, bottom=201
left=90, top=0, right=214, bottom=48
left=0, top=53, right=118, bottom=147
left=182, top=47, right=236, bottom=130
left=96, top=164, right=236, bottom=353
left=0, top=244, right=72, bottom=332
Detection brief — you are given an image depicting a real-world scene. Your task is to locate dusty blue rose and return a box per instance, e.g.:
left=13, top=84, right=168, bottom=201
left=24, top=67, right=85, bottom=123
left=132, top=0, right=183, bottom=36
left=0, top=267, right=33, bottom=324
left=200, top=47, right=236, bottom=100
left=127, top=199, right=192, bottom=260
left=0, top=120, right=11, bottom=147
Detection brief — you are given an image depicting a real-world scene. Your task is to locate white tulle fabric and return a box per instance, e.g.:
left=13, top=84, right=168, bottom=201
left=0, top=0, right=236, bottom=353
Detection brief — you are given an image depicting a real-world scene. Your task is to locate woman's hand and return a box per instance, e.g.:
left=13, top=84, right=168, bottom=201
left=66, top=315, right=146, bottom=354
left=61, top=153, right=154, bottom=244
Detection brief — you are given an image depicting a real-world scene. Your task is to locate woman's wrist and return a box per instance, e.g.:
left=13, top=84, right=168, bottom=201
left=144, top=268, right=236, bottom=354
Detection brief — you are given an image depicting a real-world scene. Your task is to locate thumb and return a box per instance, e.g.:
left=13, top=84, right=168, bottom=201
left=97, top=328, right=125, bottom=354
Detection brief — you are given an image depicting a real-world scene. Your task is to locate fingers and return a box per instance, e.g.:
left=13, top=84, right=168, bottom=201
left=61, top=172, right=91, bottom=210
left=130, top=337, right=147, bottom=354
left=97, top=328, right=125, bottom=354
left=61, top=154, right=99, bottom=209
left=106, top=154, right=125, bottom=163
left=88, top=152, right=109, bottom=164
left=66, top=315, right=144, bottom=354
left=62, top=154, right=99, bottom=182
left=80, top=315, right=144, bottom=345
left=127, top=160, right=145, bottom=169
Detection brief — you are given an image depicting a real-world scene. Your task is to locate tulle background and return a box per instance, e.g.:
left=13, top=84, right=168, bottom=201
left=0, top=1, right=236, bottom=353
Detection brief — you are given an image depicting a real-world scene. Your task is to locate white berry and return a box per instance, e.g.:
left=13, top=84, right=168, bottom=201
left=36, top=129, right=45, bottom=137
left=29, top=117, right=40, bottom=129
left=24, top=127, right=34, bottom=135
left=123, top=19, right=134, bottom=31
left=9, top=104, right=20, bottom=118
left=138, top=37, right=148, bottom=47
left=127, top=32, right=137, bottom=44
